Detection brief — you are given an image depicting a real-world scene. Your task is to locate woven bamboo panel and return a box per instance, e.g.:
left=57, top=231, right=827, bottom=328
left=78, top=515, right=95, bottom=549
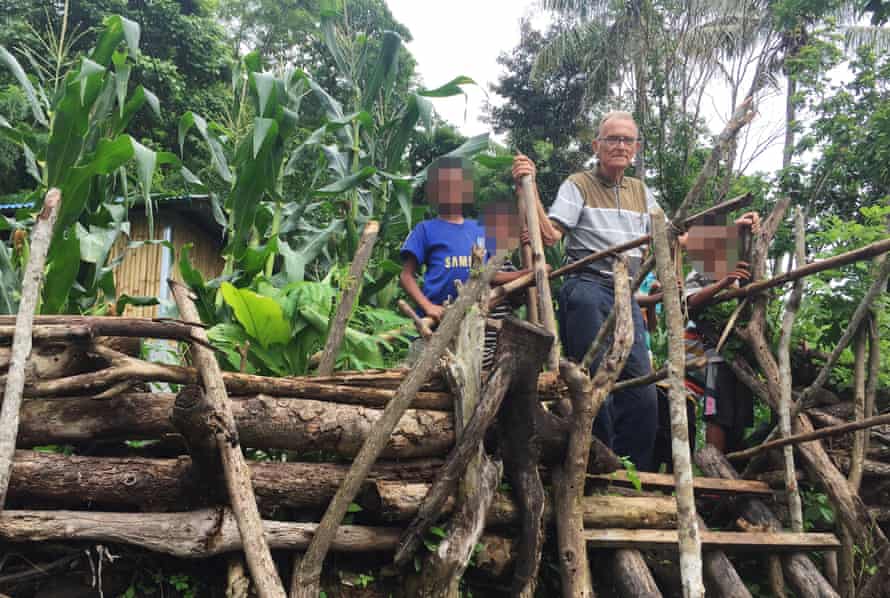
left=112, top=210, right=223, bottom=317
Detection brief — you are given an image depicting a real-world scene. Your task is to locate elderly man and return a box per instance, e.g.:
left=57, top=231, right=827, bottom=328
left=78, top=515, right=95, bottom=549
left=513, top=111, right=659, bottom=471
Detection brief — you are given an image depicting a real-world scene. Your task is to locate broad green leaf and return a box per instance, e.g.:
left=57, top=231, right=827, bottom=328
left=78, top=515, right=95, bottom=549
left=0, top=46, right=47, bottom=125
left=253, top=117, right=279, bottom=159
left=179, top=111, right=233, bottom=183
left=220, top=282, right=291, bottom=349
left=316, top=166, right=376, bottom=196
left=418, top=76, right=476, bottom=98
left=143, top=88, right=160, bottom=118
left=0, top=240, right=18, bottom=314
left=77, top=58, right=106, bottom=105
left=178, top=244, right=205, bottom=289
left=115, top=294, right=158, bottom=315
left=253, top=72, right=277, bottom=117
left=474, top=154, right=514, bottom=169
left=43, top=228, right=81, bottom=313
left=361, top=30, right=402, bottom=111
left=92, top=15, right=127, bottom=65
left=119, top=16, right=141, bottom=59
left=115, top=64, right=131, bottom=116
left=445, top=133, right=490, bottom=159
left=131, top=139, right=157, bottom=203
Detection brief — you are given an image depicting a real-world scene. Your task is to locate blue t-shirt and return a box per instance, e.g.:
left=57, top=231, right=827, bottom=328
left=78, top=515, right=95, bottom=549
left=401, top=218, right=486, bottom=310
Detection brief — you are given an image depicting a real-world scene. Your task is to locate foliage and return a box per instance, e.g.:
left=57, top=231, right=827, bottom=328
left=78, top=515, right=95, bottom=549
left=0, top=14, right=175, bottom=314
left=486, top=20, right=591, bottom=203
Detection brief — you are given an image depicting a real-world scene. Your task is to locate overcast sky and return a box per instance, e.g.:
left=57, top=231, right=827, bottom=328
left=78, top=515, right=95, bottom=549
left=386, top=0, right=786, bottom=176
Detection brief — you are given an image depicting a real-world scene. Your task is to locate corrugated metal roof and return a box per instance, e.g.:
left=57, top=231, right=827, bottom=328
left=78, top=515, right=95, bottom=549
left=0, top=194, right=210, bottom=211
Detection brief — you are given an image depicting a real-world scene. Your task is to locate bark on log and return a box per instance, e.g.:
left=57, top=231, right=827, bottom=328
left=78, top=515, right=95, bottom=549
left=171, top=281, right=285, bottom=598
left=366, top=481, right=678, bottom=528
left=317, top=221, right=379, bottom=376
left=496, top=328, right=565, bottom=597
left=612, top=549, right=663, bottom=598
left=0, top=189, right=60, bottom=508
left=695, top=446, right=840, bottom=598
left=170, top=385, right=225, bottom=503
left=700, top=516, right=753, bottom=598
left=516, top=184, right=540, bottom=324
left=23, top=358, right=452, bottom=410
left=16, top=393, right=454, bottom=458
left=652, top=210, right=704, bottom=598
left=394, top=335, right=518, bottom=566
left=7, top=450, right=441, bottom=514
left=291, top=256, right=505, bottom=598
left=0, top=508, right=512, bottom=563
left=554, top=259, right=634, bottom=598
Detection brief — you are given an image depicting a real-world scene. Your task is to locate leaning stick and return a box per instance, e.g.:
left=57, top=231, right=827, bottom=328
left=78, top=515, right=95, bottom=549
left=651, top=209, right=704, bottom=598
left=516, top=182, right=540, bottom=324
left=290, top=255, right=505, bottom=598
left=777, top=208, right=805, bottom=533
left=726, top=412, right=890, bottom=462
left=0, top=189, right=60, bottom=508
left=170, top=281, right=286, bottom=598
left=317, top=221, right=379, bottom=376
left=611, top=357, right=707, bottom=393
left=518, top=175, right=560, bottom=370
left=792, top=247, right=890, bottom=413
left=718, top=237, right=890, bottom=304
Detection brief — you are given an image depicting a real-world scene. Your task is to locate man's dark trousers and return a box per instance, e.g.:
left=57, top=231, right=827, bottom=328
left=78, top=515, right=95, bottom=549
left=557, top=274, right=658, bottom=472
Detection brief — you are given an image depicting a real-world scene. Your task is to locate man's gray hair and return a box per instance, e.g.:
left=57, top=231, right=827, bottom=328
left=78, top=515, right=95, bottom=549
left=597, top=111, right=638, bottom=138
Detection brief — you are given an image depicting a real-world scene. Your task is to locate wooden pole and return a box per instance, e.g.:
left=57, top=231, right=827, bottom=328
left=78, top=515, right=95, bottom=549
left=290, top=255, right=505, bottom=598
left=726, top=412, right=890, bottom=461
left=651, top=209, right=704, bottom=598
left=170, top=280, right=286, bottom=598
left=516, top=182, right=540, bottom=324
left=0, top=188, right=60, bottom=509
left=778, top=207, right=805, bottom=534
left=517, top=175, right=560, bottom=369
left=554, top=259, right=633, bottom=598
left=317, top=221, right=379, bottom=376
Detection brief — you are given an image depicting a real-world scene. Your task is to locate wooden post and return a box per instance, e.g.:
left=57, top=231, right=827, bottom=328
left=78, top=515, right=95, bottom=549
left=515, top=185, right=539, bottom=324
left=170, top=281, right=286, bottom=598
left=290, top=256, right=505, bottom=598
left=651, top=210, right=703, bottom=598
left=317, top=220, right=379, bottom=375
left=0, top=188, right=60, bottom=509
left=517, top=174, right=560, bottom=369
left=778, top=207, right=805, bottom=534
left=554, top=259, right=633, bottom=598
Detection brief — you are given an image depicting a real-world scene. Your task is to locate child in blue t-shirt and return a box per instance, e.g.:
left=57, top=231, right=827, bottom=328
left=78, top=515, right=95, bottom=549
left=400, top=157, right=526, bottom=323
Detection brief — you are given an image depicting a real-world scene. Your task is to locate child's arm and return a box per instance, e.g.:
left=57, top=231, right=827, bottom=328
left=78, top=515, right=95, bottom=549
left=400, top=255, right=445, bottom=323
left=686, top=262, right=751, bottom=311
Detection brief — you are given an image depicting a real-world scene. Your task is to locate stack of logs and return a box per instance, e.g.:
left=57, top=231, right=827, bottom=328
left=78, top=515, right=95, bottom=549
left=0, top=315, right=857, bottom=597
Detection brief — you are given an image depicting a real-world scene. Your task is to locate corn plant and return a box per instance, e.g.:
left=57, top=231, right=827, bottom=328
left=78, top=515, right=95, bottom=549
left=0, top=14, right=173, bottom=313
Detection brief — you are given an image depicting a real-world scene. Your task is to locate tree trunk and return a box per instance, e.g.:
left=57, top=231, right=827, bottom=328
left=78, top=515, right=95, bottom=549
left=612, top=549, right=662, bottom=598
left=0, top=189, right=60, bottom=508
left=17, top=393, right=454, bottom=459
left=7, top=450, right=443, bottom=515
left=652, top=211, right=703, bottom=598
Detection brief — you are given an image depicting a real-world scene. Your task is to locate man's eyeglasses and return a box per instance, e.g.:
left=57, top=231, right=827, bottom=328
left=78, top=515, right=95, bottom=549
left=599, top=136, right=639, bottom=147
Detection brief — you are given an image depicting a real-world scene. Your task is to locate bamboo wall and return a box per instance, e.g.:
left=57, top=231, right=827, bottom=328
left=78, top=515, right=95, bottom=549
left=113, top=210, right=223, bottom=317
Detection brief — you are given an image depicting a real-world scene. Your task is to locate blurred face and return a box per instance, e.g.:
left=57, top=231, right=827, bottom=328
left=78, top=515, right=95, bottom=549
left=482, top=201, right=520, bottom=253
left=427, top=166, right=474, bottom=214
left=592, top=118, right=640, bottom=175
left=685, top=224, right=741, bottom=282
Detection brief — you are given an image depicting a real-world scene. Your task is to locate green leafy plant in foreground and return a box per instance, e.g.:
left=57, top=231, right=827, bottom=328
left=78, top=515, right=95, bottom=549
left=0, top=13, right=174, bottom=314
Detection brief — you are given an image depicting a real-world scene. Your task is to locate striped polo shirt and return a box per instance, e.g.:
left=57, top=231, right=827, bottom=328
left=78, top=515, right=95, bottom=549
left=548, top=168, right=659, bottom=276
